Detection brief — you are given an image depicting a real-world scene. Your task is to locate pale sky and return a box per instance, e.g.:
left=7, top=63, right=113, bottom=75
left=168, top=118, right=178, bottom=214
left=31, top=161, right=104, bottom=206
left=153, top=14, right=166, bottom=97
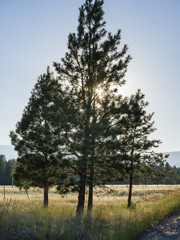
left=0, top=0, right=180, bottom=152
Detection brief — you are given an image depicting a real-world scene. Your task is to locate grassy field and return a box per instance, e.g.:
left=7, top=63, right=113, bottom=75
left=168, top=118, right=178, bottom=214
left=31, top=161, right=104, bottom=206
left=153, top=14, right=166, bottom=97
left=0, top=185, right=180, bottom=239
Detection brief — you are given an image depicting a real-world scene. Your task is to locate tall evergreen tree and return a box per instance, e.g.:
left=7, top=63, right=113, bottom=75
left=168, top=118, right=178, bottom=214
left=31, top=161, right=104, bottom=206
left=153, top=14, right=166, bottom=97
left=54, top=0, right=131, bottom=214
left=10, top=67, right=65, bottom=207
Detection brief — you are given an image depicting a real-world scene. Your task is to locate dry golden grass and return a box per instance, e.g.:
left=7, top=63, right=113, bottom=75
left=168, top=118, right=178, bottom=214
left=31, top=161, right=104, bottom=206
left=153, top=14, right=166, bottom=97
left=0, top=184, right=179, bottom=208
left=0, top=185, right=179, bottom=240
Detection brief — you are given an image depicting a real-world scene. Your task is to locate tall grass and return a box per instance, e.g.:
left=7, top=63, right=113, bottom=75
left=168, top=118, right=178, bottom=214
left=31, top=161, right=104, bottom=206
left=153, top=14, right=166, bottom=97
left=0, top=185, right=179, bottom=240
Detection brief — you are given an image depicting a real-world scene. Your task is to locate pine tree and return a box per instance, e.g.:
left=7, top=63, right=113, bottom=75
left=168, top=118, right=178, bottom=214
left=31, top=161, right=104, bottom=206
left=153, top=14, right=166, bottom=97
left=10, top=67, right=65, bottom=207
left=113, top=90, right=166, bottom=208
left=54, top=0, right=131, bottom=214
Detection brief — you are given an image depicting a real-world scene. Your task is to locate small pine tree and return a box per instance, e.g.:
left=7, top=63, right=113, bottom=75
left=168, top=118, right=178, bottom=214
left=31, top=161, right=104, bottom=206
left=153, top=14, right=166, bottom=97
left=113, top=90, right=166, bottom=208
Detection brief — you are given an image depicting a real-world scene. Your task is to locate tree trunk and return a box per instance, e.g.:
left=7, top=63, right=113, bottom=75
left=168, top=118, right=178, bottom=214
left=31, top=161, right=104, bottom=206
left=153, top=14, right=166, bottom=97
left=127, top=172, right=133, bottom=208
left=43, top=187, right=48, bottom=208
left=88, top=97, right=96, bottom=213
left=87, top=166, right=94, bottom=212
left=76, top=174, right=86, bottom=215
left=76, top=107, right=91, bottom=215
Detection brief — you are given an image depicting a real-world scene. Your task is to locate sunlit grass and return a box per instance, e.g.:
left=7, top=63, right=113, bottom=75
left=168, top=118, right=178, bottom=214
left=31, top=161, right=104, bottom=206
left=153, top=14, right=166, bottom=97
left=0, top=185, right=179, bottom=239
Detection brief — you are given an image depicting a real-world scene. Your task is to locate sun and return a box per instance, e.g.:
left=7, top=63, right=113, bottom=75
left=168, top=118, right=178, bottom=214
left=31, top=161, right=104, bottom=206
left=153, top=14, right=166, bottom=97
left=95, top=86, right=104, bottom=99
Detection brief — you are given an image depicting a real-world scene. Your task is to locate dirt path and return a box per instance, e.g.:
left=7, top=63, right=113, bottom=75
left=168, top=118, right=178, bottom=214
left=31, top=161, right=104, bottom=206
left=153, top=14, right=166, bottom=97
left=136, top=212, right=180, bottom=240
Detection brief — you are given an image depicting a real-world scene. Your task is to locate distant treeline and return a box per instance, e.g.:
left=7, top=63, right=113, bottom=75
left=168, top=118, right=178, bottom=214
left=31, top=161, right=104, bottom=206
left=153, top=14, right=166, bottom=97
left=0, top=155, right=15, bottom=185
left=121, top=162, right=180, bottom=185
left=0, top=154, right=179, bottom=186
left=152, top=162, right=180, bottom=185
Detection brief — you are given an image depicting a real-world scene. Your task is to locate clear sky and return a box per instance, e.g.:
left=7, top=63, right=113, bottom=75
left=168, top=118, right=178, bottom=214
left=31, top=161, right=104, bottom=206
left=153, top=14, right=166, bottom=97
left=0, top=0, right=180, bottom=152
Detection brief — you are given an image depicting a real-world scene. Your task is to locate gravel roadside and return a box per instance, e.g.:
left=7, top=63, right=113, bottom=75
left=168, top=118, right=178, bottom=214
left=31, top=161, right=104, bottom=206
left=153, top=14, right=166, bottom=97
left=136, top=211, right=180, bottom=240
